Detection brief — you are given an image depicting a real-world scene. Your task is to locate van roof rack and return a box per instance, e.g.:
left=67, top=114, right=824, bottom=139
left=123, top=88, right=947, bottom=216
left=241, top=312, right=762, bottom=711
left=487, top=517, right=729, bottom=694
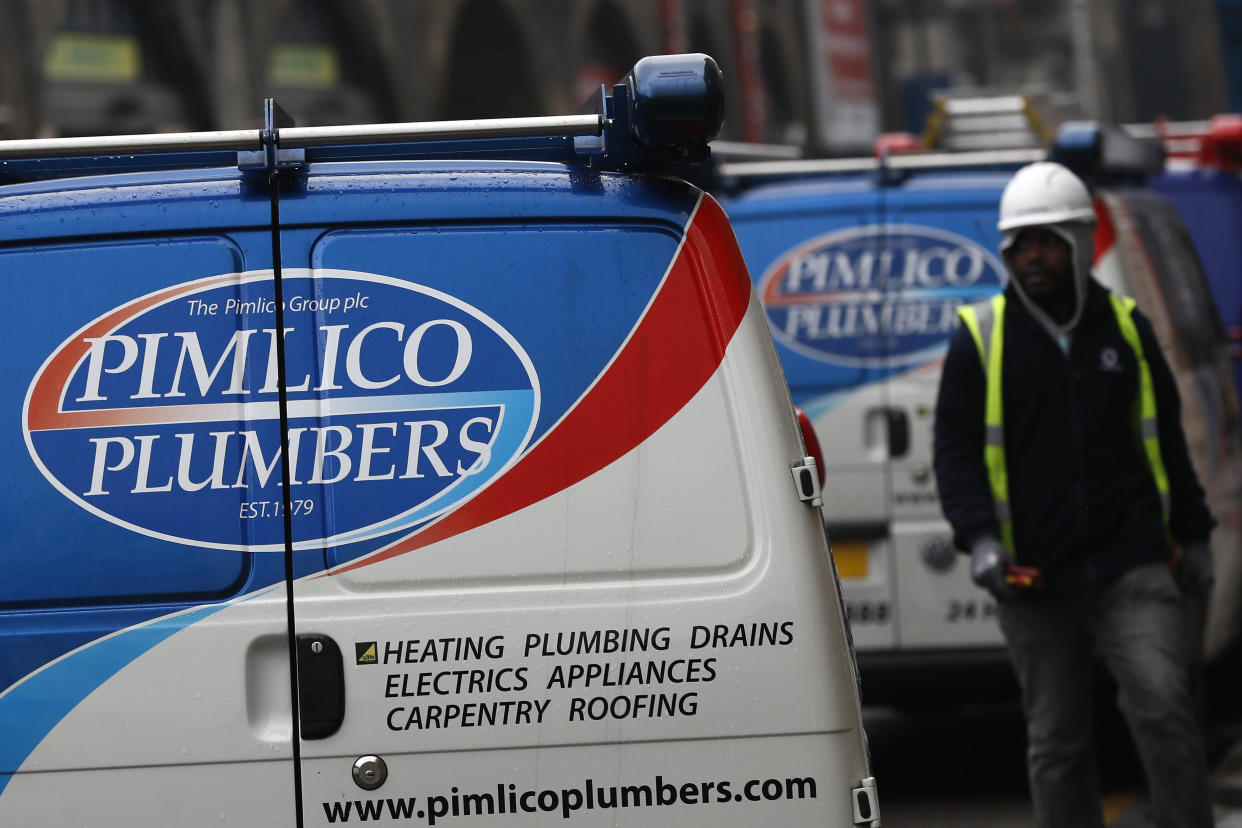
left=718, top=147, right=1046, bottom=180
left=716, top=120, right=1161, bottom=189
left=0, top=53, right=724, bottom=184
left=708, top=141, right=804, bottom=162
left=1122, top=115, right=1242, bottom=169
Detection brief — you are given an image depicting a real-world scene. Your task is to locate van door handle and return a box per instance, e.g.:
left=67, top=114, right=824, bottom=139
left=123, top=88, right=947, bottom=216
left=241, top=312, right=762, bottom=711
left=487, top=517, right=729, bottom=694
left=297, top=633, right=345, bottom=740
left=886, top=407, right=910, bottom=459
left=866, top=406, right=910, bottom=460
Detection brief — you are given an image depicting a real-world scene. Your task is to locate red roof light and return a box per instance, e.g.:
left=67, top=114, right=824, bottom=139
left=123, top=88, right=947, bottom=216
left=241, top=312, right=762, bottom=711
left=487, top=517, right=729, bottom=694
left=873, top=132, right=923, bottom=158
left=1203, top=114, right=1242, bottom=169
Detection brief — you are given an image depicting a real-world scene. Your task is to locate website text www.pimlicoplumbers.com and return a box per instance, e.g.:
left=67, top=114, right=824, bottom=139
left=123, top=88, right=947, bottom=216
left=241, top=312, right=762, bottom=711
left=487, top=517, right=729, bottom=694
left=321, top=774, right=818, bottom=824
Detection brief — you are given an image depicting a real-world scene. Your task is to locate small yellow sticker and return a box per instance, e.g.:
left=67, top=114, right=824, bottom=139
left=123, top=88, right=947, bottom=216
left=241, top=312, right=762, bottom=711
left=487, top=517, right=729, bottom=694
left=356, top=642, right=377, bottom=665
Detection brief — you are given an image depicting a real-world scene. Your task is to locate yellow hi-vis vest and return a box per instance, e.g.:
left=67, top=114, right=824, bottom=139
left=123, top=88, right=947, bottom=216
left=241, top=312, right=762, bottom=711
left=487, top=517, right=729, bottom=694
left=956, top=293, right=1171, bottom=556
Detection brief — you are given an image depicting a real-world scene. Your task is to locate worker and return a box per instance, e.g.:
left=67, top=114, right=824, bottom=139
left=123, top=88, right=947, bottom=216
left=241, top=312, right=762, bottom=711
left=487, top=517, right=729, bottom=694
left=933, top=161, right=1216, bottom=828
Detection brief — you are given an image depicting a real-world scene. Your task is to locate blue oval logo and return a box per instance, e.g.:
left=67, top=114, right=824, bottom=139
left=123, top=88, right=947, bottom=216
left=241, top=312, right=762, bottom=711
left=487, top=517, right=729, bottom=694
left=24, top=270, right=539, bottom=550
left=758, top=224, right=1005, bottom=367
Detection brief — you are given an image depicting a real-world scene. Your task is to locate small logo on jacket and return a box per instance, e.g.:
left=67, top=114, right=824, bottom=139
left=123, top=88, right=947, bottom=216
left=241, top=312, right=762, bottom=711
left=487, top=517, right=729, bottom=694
left=1099, top=347, right=1122, bottom=372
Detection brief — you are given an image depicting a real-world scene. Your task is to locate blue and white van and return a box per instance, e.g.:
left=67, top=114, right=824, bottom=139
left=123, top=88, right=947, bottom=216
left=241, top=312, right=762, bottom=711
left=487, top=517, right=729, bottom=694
left=1131, top=115, right=1242, bottom=399
left=0, top=56, right=878, bottom=827
left=716, top=126, right=1242, bottom=703
left=1110, top=116, right=1242, bottom=672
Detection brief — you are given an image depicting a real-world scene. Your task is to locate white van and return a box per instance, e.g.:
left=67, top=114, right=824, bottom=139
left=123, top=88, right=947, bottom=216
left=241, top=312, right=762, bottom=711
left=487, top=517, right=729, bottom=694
left=0, top=56, right=877, bottom=826
left=717, top=123, right=1242, bottom=704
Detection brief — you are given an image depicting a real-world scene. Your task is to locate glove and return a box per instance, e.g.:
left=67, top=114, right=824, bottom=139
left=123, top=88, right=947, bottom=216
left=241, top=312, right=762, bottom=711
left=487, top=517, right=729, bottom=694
left=970, top=536, right=1016, bottom=601
left=1175, top=542, right=1215, bottom=597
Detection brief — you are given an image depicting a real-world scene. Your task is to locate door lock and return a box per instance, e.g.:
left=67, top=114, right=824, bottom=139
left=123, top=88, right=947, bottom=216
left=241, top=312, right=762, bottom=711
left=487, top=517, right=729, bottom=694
left=353, top=755, right=388, bottom=791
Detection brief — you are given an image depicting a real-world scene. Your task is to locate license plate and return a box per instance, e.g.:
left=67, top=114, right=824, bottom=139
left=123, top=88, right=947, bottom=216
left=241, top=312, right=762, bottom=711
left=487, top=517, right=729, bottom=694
left=831, top=541, right=868, bottom=578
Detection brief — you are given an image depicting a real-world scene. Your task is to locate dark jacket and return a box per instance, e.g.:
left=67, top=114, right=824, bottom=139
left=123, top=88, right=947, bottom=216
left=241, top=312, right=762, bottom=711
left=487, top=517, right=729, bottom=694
left=933, top=279, right=1214, bottom=592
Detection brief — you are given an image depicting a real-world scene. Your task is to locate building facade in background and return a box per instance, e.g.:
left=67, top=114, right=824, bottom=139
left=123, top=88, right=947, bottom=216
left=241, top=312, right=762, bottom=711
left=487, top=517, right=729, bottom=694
left=872, top=0, right=1231, bottom=133
left=0, top=0, right=1234, bottom=155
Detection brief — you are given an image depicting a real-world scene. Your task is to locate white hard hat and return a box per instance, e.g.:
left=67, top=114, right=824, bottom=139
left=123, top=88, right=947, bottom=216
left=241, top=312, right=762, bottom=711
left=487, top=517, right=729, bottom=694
left=997, top=161, right=1096, bottom=233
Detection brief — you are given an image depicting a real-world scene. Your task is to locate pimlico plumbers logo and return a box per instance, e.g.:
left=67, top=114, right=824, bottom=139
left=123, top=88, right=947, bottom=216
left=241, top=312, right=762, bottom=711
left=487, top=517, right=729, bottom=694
left=758, top=224, right=1006, bottom=367
left=23, top=270, right=540, bottom=551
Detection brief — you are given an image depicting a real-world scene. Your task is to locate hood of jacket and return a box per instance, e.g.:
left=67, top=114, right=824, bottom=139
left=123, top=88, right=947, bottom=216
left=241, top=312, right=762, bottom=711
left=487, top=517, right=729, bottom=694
left=999, top=221, right=1095, bottom=344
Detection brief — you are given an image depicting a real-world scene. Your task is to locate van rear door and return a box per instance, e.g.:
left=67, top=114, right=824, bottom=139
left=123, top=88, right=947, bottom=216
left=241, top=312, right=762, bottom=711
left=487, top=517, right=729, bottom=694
left=0, top=171, right=300, bottom=823
left=276, top=167, right=872, bottom=826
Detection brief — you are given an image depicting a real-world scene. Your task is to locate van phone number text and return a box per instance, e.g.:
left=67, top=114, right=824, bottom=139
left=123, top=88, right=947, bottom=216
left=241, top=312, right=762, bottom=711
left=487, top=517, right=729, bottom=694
left=846, top=599, right=997, bottom=624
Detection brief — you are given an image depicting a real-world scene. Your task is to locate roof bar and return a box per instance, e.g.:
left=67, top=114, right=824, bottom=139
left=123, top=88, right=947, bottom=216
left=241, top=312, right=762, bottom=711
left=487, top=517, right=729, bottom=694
left=1122, top=120, right=1212, bottom=140
left=282, top=114, right=605, bottom=148
left=0, top=114, right=607, bottom=161
left=0, top=128, right=263, bottom=159
left=719, top=147, right=1046, bottom=178
left=718, top=157, right=879, bottom=177
left=709, top=140, right=803, bottom=161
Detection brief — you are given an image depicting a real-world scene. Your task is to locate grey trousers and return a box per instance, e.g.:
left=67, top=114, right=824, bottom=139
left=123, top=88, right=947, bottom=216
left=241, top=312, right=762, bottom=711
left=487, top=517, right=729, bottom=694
left=998, top=562, right=1214, bottom=828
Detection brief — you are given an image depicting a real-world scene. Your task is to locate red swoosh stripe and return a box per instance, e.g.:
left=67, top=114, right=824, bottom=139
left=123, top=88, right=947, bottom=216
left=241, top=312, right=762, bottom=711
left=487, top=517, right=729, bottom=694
left=329, top=194, right=753, bottom=574
left=1092, top=196, right=1116, bottom=266
left=26, top=274, right=244, bottom=432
